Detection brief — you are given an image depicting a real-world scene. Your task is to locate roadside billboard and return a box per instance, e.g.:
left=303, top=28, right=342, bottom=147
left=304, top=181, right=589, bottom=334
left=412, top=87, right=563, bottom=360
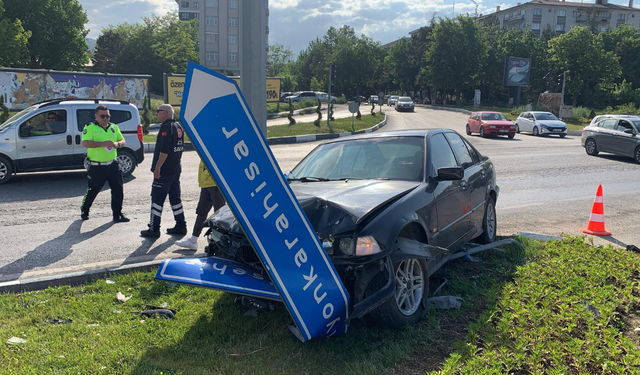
left=0, top=68, right=150, bottom=110
left=164, top=73, right=281, bottom=106
left=503, top=57, right=531, bottom=87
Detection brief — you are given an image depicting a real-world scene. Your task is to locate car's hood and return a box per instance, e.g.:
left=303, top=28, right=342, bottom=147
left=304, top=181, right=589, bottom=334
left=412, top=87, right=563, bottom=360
left=482, top=120, right=513, bottom=126
left=210, top=180, right=420, bottom=238
left=537, top=120, right=566, bottom=127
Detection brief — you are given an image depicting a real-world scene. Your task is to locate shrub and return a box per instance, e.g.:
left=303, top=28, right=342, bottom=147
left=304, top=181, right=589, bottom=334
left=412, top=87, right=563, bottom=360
left=287, top=98, right=295, bottom=125
left=571, top=106, right=591, bottom=119
left=589, top=109, right=596, bottom=119
left=313, top=99, right=322, bottom=127
left=337, top=97, right=347, bottom=104
left=330, top=103, right=335, bottom=121
left=371, top=101, right=376, bottom=116
left=356, top=98, right=362, bottom=120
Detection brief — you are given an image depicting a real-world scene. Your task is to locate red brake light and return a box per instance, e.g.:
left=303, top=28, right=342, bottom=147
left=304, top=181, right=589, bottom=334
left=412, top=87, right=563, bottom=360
left=137, top=124, right=143, bottom=143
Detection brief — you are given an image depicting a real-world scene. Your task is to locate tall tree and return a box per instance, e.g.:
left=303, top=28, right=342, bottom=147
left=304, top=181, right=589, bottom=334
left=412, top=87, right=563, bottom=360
left=601, top=25, right=640, bottom=88
left=267, top=43, right=295, bottom=77
left=548, top=26, right=620, bottom=106
left=4, top=0, right=89, bottom=70
left=91, top=29, right=127, bottom=73
left=0, top=0, right=30, bottom=67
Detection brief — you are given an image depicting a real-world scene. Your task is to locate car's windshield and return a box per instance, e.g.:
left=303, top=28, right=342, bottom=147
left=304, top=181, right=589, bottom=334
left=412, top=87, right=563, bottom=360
left=390, top=96, right=399, bottom=99
left=535, top=113, right=558, bottom=120
left=398, top=97, right=412, bottom=102
left=0, top=106, right=38, bottom=131
left=290, top=136, right=424, bottom=181
left=633, top=121, right=640, bottom=132
left=482, top=113, right=507, bottom=121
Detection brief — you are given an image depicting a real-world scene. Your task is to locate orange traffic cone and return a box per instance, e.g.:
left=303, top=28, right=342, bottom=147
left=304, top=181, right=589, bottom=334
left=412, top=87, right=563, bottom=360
left=581, top=184, right=611, bottom=236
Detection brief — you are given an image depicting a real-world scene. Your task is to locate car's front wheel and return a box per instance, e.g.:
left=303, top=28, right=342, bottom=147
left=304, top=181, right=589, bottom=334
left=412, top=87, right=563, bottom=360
left=585, top=138, right=599, bottom=156
left=508, top=133, right=515, bottom=139
left=634, top=146, right=640, bottom=164
left=117, top=149, right=136, bottom=177
left=466, top=124, right=472, bottom=135
left=480, top=127, right=487, bottom=138
left=476, top=197, right=497, bottom=244
left=0, top=156, right=13, bottom=185
left=368, top=258, right=428, bottom=329
left=533, top=126, right=539, bottom=136
left=515, top=124, right=520, bottom=133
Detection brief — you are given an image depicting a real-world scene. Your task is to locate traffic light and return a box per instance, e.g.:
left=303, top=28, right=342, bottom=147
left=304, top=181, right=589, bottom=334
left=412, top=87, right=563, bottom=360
left=332, top=64, right=337, bottom=80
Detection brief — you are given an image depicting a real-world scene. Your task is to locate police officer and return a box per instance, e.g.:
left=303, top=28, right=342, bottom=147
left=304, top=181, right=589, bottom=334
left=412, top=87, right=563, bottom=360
left=140, top=104, right=186, bottom=238
left=80, top=104, right=130, bottom=222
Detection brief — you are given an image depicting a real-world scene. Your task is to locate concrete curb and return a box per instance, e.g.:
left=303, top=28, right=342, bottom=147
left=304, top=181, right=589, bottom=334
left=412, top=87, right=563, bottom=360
left=144, top=115, right=388, bottom=152
left=0, top=253, right=207, bottom=294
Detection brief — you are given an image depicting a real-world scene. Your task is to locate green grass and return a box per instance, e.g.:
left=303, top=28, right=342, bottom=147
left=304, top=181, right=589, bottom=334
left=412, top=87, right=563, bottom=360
left=143, top=114, right=385, bottom=143
left=2, top=237, right=637, bottom=374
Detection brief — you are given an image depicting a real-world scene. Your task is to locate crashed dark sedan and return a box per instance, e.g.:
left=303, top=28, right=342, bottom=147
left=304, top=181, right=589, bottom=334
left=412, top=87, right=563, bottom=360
left=204, top=129, right=499, bottom=328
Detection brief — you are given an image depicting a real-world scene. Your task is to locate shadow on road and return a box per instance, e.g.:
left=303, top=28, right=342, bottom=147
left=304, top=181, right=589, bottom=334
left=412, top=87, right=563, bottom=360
left=599, top=235, right=628, bottom=248
left=120, top=236, right=182, bottom=267
left=0, top=220, right=114, bottom=282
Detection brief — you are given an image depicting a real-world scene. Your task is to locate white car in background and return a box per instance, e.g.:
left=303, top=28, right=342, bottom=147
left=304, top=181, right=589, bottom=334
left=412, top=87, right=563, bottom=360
left=388, top=95, right=399, bottom=106
left=515, top=111, right=567, bottom=137
left=316, top=92, right=337, bottom=103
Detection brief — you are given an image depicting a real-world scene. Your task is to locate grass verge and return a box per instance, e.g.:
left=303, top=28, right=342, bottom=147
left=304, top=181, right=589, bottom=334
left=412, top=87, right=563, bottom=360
left=2, top=237, right=637, bottom=374
left=143, top=114, right=385, bottom=143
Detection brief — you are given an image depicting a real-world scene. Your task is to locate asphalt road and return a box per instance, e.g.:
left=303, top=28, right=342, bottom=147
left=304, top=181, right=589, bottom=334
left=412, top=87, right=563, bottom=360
left=1, top=106, right=638, bottom=284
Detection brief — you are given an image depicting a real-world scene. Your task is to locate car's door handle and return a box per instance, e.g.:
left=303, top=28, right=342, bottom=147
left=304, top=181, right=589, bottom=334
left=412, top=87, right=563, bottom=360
left=67, top=135, right=72, bottom=145
left=460, top=181, right=467, bottom=191
left=75, top=135, right=81, bottom=144
left=481, top=170, right=486, bottom=178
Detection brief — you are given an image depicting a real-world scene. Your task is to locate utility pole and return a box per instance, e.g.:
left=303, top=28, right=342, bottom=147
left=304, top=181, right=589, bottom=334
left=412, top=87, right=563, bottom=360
left=327, top=63, right=335, bottom=131
left=240, top=0, right=267, bottom=135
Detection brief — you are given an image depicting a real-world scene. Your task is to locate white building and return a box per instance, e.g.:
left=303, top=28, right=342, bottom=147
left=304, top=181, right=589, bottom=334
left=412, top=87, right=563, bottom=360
left=176, top=0, right=269, bottom=74
left=480, top=0, right=640, bottom=36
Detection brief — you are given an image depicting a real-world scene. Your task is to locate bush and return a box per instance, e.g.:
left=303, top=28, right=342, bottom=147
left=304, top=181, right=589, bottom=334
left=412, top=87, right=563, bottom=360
left=571, top=106, right=591, bottom=119
left=287, top=98, right=295, bottom=125
left=337, top=97, right=347, bottom=104
left=313, top=99, right=322, bottom=127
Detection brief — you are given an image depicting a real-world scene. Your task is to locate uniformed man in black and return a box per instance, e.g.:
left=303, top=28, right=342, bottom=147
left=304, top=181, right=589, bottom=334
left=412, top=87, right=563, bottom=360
left=141, top=104, right=186, bottom=238
left=81, top=104, right=130, bottom=222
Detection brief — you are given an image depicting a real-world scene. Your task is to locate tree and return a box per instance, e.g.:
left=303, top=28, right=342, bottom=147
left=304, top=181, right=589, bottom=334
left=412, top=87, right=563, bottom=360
left=267, top=43, right=295, bottom=77
left=548, top=26, right=620, bottom=106
left=0, top=0, right=30, bottom=67
left=91, top=29, right=127, bottom=73
left=4, top=0, right=89, bottom=70
left=601, top=25, right=640, bottom=88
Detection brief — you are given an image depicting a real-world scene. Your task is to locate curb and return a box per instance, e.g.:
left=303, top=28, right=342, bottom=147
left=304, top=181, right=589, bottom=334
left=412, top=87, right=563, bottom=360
left=144, top=115, right=388, bottom=152
left=0, top=253, right=207, bottom=294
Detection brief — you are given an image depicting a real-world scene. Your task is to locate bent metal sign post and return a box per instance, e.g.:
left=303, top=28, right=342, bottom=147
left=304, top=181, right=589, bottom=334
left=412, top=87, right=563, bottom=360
left=170, top=62, right=350, bottom=341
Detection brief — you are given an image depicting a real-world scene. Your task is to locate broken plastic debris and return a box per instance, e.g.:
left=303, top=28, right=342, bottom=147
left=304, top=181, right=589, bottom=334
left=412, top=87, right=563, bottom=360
left=7, top=337, right=27, bottom=344
left=88, top=324, right=99, bottom=327
left=244, top=309, right=259, bottom=317
left=578, top=302, right=601, bottom=319
left=115, top=292, right=131, bottom=303
left=47, top=318, right=72, bottom=324
left=105, top=279, right=115, bottom=284
left=159, top=302, right=168, bottom=308
left=428, top=296, right=463, bottom=310
left=131, top=309, right=176, bottom=319
left=113, top=309, right=122, bottom=314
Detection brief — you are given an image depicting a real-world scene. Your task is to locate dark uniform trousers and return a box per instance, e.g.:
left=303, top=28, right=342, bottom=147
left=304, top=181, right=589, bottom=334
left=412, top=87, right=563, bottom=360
left=81, top=162, right=124, bottom=215
left=149, top=172, right=186, bottom=230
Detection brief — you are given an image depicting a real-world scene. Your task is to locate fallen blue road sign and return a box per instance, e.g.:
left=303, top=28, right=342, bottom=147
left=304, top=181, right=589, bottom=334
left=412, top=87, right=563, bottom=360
left=171, top=61, right=350, bottom=341
left=156, top=257, right=281, bottom=300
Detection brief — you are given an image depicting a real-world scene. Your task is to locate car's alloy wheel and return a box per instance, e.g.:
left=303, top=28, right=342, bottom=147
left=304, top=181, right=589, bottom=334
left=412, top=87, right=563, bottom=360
left=585, top=139, right=599, bottom=156
left=508, top=133, right=515, bottom=139
left=476, top=197, right=497, bottom=244
left=368, top=257, right=429, bottom=329
left=117, top=150, right=136, bottom=177
left=635, top=146, right=640, bottom=164
left=480, top=127, right=487, bottom=138
left=466, top=124, right=472, bottom=135
left=515, top=124, right=520, bottom=133
left=0, top=156, right=13, bottom=185
left=533, top=127, right=539, bottom=136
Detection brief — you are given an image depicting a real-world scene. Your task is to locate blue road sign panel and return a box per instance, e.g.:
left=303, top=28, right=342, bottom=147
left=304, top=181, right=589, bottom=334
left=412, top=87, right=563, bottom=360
left=176, top=62, right=350, bottom=341
left=156, top=257, right=281, bottom=300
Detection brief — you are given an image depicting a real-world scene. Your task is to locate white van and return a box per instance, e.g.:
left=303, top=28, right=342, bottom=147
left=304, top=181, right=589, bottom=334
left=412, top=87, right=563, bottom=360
left=0, top=98, right=144, bottom=184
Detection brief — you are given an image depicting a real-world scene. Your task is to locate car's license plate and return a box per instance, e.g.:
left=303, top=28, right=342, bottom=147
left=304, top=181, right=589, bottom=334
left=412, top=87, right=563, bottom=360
left=554, top=129, right=562, bottom=132
left=499, top=129, right=508, bottom=132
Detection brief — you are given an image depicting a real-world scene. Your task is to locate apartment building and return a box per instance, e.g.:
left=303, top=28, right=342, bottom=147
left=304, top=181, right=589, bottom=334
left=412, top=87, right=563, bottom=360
left=480, top=0, right=640, bottom=36
left=176, top=0, right=269, bottom=74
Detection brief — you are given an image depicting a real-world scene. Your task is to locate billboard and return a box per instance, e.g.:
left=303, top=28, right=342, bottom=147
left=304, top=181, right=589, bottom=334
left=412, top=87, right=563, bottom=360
left=0, top=68, right=150, bottom=110
left=164, top=73, right=282, bottom=106
left=503, top=57, right=531, bottom=87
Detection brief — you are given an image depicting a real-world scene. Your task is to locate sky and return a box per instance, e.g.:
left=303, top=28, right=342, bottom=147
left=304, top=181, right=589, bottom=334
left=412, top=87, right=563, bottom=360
left=78, top=0, right=636, bottom=56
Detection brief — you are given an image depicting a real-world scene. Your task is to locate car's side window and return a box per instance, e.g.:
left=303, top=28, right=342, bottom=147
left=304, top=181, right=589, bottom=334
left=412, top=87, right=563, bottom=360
left=76, top=109, right=133, bottom=131
left=462, top=138, right=480, bottom=164
left=430, top=134, right=458, bottom=174
left=444, top=133, right=474, bottom=169
left=616, top=120, right=634, bottom=132
left=600, top=119, right=616, bottom=129
left=18, top=110, right=67, bottom=138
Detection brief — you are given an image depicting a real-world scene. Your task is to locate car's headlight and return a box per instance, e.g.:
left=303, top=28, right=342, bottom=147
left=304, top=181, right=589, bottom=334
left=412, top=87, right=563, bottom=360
left=510, top=125, right=516, bottom=129
left=355, top=236, right=381, bottom=256
left=338, top=238, right=355, bottom=255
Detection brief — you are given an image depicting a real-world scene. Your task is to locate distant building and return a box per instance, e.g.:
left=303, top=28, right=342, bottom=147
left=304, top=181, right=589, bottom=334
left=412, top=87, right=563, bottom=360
left=480, top=0, right=640, bottom=36
left=176, top=0, right=269, bottom=75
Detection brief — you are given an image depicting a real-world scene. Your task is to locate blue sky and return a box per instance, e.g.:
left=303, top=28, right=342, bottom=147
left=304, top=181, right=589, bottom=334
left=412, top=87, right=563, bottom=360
left=78, top=0, right=635, bottom=56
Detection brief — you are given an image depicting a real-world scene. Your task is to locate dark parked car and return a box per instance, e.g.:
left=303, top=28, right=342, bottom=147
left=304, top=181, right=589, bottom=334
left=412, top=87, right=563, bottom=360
left=205, top=130, right=498, bottom=328
left=582, top=116, right=640, bottom=163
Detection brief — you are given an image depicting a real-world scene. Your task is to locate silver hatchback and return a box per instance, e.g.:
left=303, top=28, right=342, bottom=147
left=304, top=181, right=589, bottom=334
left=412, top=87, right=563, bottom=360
left=582, top=116, right=640, bottom=163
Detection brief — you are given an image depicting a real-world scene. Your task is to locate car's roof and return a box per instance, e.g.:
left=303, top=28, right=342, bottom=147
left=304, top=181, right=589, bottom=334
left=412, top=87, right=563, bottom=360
left=477, top=111, right=502, bottom=114
left=321, top=129, right=440, bottom=144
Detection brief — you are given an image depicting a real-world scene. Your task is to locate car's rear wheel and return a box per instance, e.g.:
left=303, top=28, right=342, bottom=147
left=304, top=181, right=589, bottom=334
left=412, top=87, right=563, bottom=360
left=515, top=124, right=520, bottom=133
left=533, top=127, right=539, bottom=136
left=585, top=139, right=599, bottom=156
left=368, top=258, right=429, bottom=329
left=466, top=124, right=472, bottom=135
left=117, top=149, right=136, bottom=177
left=476, top=197, right=497, bottom=244
left=508, top=133, right=515, bottom=139
left=480, top=127, right=487, bottom=138
left=634, top=146, right=640, bottom=164
left=0, top=156, right=13, bottom=185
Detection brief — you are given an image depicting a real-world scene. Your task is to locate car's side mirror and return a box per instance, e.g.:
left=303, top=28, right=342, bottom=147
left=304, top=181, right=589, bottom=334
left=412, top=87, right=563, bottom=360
left=437, top=166, right=464, bottom=181
left=624, top=128, right=635, bottom=135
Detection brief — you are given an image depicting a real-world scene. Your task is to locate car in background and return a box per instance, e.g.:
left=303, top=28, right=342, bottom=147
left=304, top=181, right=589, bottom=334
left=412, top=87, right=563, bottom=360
left=515, top=111, right=567, bottom=137
left=0, top=98, right=144, bottom=184
left=388, top=95, right=399, bottom=106
left=316, top=92, right=337, bottom=103
left=287, top=91, right=318, bottom=103
left=466, top=111, right=516, bottom=139
left=582, top=116, right=640, bottom=163
left=369, top=95, right=379, bottom=104
left=205, top=129, right=498, bottom=328
left=350, top=95, right=367, bottom=103
left=588, top=114, right=635, bottom=127
left=280, top=92, right=295, bottom=102
left=395, top=96, right=415, bottom=112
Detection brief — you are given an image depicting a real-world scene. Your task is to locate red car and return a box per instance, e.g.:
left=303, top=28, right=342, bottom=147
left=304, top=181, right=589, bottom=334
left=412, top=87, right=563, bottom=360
left=466, top=111, right=516, bottom=139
